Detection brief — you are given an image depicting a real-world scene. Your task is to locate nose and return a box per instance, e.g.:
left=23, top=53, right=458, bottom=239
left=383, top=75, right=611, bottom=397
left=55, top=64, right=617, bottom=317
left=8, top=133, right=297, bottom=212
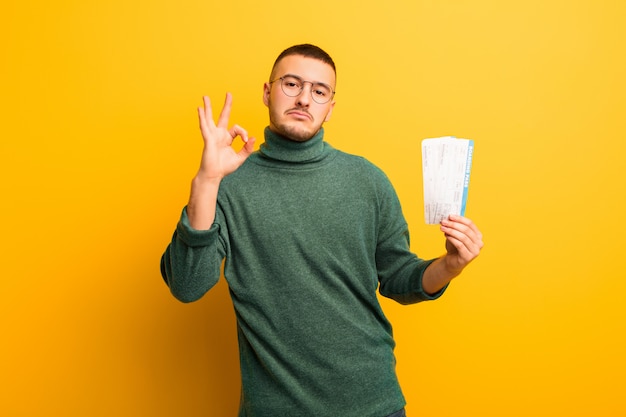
left=295, top=82, right=313, bottom=107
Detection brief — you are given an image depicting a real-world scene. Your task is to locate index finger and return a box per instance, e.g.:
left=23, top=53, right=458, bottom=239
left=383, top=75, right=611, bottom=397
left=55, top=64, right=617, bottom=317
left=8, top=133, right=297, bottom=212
left=216, top=92, right=233, bottom=128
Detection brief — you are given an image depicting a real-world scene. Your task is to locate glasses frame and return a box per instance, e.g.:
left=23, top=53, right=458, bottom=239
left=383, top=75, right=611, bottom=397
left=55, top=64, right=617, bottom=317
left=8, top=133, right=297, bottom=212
left=269, top=74, right=335, bottom=104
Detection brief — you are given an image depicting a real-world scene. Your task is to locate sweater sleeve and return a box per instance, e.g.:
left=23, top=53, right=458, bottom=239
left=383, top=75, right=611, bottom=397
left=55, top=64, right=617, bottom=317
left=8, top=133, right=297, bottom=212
left=160, top=207, right=226, bottom=303
left=374, top=175, right=447, bottom=305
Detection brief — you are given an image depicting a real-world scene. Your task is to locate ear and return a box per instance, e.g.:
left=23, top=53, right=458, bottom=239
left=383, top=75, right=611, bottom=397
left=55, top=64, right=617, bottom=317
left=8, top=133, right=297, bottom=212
left=263, top=82, right=271, bottom=107
left=324, top=100, right=336, bottom=122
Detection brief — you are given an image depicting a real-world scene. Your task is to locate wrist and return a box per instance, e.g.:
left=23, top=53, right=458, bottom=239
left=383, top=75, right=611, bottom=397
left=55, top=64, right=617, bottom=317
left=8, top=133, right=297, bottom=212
left=192, top=173, right=222, bottom=189
left=441, top=254, right=463, bottom=277
left=423, top=257, right=459, bottom=294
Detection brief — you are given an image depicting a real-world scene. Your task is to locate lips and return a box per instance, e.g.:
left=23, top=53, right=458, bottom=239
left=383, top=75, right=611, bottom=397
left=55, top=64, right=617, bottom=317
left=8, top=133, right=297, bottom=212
left=286, top=109, right=313, bottom=120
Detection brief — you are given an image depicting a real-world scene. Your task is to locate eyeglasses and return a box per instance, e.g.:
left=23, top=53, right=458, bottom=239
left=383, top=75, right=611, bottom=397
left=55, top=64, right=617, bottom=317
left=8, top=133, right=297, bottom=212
left=269, top=74, right=335, bottom=104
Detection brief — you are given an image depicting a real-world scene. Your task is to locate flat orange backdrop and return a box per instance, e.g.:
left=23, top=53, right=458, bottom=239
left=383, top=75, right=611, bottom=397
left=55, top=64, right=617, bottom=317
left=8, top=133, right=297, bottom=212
left=2, top=1, right=625, bottom=416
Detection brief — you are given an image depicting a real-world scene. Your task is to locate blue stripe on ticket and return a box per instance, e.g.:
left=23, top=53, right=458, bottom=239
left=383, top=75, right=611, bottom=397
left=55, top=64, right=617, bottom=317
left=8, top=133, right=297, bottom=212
left=460, top=140, right=474, bottom=216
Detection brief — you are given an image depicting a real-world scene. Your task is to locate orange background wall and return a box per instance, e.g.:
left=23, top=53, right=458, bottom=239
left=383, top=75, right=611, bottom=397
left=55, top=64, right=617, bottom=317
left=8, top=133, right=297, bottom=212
left=2, top=1, right=625, bottom=416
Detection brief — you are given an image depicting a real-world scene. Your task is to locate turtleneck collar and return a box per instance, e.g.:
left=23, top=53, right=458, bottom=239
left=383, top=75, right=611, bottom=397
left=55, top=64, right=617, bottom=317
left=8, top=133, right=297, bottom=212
left=258, top=127, right=330, bottom=164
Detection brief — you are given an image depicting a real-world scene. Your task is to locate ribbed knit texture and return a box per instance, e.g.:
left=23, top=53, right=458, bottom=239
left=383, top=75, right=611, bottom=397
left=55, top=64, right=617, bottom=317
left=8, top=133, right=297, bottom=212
left=161, top=127, right=444, bottom=417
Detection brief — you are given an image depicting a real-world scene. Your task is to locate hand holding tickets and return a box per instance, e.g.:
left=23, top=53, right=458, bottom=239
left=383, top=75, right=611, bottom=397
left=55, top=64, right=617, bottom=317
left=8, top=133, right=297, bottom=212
left=422, top=136, right=474, bottom=224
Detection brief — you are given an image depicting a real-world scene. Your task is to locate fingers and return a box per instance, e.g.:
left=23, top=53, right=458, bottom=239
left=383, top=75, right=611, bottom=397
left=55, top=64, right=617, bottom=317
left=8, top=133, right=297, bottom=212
left=441, top=215, right=484, bottom=260
left=198, top=106, right=208, bottom=134
left=198, top=94, right=231, bottom=130
left=239, top=136, right=256, bottom=158
left=199, top=96, right=214, bottom=126
left=198, top=94, right=252, bottom=147
left=230, top=125, right=255, bottom=158
left=217, top=93, right=233, bottom=128
left=229, top=124, right=249, bottom=143
left=443, top=216, right=484, bottom=246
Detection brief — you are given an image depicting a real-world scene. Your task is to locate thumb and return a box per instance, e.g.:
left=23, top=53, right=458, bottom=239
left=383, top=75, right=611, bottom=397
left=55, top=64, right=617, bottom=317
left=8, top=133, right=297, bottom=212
left=238, top=136, right=256, bottom=159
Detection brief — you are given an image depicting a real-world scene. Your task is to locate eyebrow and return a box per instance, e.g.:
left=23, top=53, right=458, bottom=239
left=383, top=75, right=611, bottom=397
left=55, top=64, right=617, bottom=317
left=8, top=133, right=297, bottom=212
left=282, top=73, right=334, bottom=89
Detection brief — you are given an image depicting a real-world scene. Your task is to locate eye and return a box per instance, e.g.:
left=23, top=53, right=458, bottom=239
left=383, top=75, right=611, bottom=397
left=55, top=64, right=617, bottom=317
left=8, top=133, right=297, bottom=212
left=282, top=76, right=302, bottom=90
left=313, top=84, right=331, bottom=97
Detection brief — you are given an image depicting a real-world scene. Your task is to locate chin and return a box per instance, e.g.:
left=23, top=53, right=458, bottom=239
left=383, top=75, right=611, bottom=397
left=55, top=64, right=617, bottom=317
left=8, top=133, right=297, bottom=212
left=274, top=123, right=319, bottom=142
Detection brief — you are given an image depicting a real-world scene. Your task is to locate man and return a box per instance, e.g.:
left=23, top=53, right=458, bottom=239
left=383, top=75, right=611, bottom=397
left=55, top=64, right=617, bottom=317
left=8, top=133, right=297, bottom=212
left=161, top=44, right=483, bottom=417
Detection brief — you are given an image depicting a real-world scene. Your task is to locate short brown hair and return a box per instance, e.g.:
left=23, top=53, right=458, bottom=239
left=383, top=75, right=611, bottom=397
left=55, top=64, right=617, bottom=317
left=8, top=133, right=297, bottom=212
left=270, top=44, right=336, bottom=79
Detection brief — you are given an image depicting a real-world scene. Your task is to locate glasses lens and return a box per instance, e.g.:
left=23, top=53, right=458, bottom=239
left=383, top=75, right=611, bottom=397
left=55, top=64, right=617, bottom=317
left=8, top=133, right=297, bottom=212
left=280, top=76, right=303, bottom=97
left=310, top=83, right=332, bottom=104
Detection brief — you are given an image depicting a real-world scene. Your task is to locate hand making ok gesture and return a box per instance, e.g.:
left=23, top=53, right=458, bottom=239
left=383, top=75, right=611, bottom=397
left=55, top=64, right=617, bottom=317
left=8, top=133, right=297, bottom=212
left=196, top=93, right=256, bottom=182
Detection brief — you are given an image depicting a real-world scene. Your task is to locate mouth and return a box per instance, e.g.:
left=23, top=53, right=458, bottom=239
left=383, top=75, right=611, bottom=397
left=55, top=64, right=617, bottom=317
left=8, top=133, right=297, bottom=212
left=285, top=109, right=313, bottom=121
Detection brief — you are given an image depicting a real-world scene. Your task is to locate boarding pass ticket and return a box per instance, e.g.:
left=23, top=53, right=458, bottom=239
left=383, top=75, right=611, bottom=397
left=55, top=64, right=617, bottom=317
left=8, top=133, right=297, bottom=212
left=422, top=136, right=474, bottom=224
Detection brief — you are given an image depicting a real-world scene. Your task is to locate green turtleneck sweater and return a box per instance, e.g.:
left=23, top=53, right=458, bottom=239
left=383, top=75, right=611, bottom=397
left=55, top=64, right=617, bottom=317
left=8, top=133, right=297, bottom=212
left=161, top=127, right=445, bottom=417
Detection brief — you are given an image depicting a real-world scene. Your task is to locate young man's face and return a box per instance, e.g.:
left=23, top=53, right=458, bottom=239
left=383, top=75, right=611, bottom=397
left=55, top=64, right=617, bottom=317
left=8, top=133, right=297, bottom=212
left=263, top=55, right=336, bottom=142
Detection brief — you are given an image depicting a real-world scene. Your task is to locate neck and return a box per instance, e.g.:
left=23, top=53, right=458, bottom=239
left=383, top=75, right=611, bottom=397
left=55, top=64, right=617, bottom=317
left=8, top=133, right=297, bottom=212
left=259, top=127, right=328, bottom=163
